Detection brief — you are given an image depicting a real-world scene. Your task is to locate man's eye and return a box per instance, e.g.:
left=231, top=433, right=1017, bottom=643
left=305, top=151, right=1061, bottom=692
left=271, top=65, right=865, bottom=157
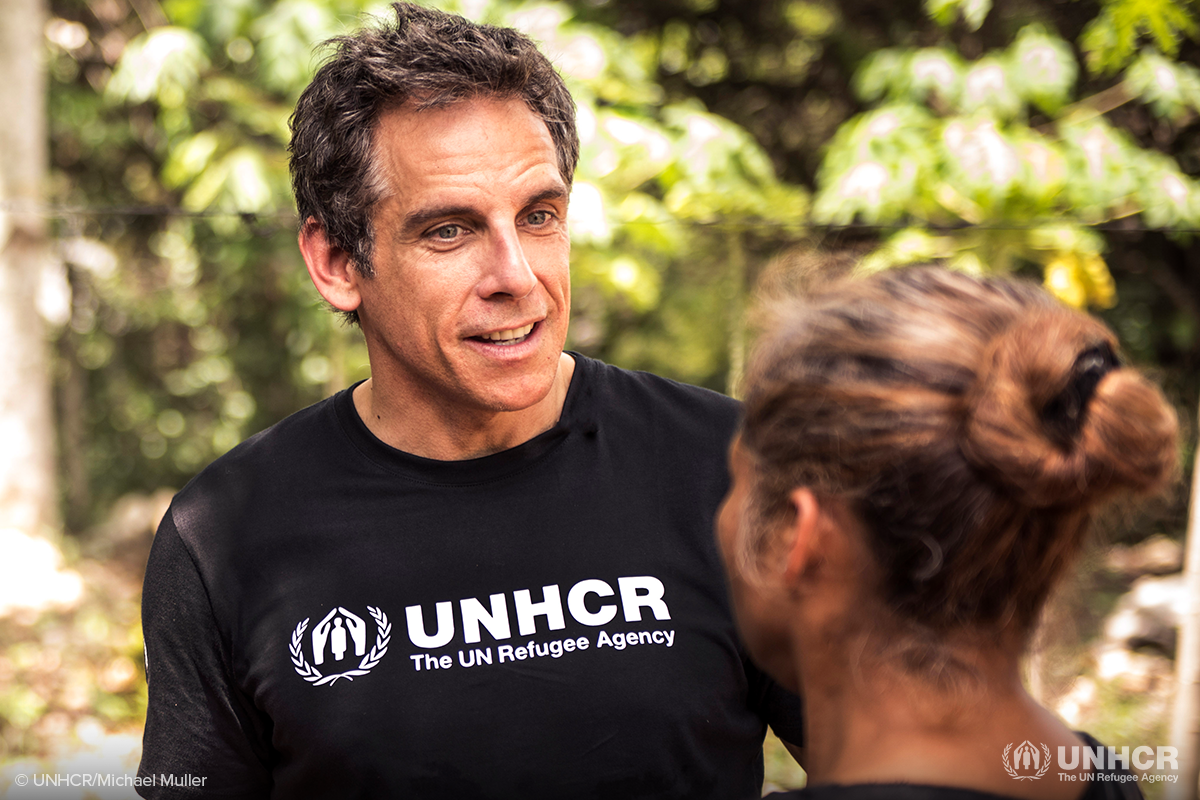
left=527, top=211, right=551, bottom=226
left=431, top=224, right=461, bottom=240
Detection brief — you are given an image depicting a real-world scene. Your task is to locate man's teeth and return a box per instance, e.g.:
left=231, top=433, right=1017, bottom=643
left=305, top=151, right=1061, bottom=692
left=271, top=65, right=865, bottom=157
left=479, top=323, right=535, bottom=343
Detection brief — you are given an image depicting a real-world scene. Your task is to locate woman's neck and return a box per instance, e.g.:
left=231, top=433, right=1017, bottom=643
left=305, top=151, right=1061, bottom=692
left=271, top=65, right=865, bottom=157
left=794, top=631, right=1089, bottom=799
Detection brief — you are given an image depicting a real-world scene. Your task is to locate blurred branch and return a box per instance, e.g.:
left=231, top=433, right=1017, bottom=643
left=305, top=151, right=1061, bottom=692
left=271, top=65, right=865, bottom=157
left=1037, top=82, right=1133, bottom=133
left=128, top=0, right=167, bottom=30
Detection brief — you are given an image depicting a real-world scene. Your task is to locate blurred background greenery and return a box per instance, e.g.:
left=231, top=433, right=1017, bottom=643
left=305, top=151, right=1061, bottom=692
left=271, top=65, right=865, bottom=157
left=1, top=0, right=1199, bottom=795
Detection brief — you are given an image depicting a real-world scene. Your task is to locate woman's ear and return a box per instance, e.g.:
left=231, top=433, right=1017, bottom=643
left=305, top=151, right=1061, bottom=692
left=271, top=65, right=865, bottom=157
left=782, top=487, right=821, bottom=583
left=299, top=218, right=362, bottom=313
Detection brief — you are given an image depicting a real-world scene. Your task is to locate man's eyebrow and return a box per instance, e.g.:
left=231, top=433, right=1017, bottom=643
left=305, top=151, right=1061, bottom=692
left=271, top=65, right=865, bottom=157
left=522, top=185, right=570, bottom=209
left=397, top=184, right=570, bottom=238
left=400, top=205, right=478, bottom=237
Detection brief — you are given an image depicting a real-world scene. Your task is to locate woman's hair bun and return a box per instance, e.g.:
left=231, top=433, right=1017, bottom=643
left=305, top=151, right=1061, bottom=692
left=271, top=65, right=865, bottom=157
left=739, top=265, right=1179, bottom=634
left=961, top=309, right=1177, bottom=509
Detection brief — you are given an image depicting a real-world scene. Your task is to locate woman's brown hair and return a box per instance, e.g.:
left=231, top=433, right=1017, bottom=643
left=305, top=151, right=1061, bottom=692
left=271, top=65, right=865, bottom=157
left=740, top=266, right=1178, bottom=635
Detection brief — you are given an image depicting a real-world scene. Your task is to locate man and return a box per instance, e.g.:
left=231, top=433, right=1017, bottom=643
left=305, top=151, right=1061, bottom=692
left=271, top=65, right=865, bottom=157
left=137, top=4, right=803, bottom=798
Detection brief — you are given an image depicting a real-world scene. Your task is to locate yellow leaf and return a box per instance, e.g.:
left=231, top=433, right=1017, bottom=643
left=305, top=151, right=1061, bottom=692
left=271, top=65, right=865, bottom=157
left=1080, top=253, right=1117, bottom=308
left=1044, top=254, right=1087, bottom=308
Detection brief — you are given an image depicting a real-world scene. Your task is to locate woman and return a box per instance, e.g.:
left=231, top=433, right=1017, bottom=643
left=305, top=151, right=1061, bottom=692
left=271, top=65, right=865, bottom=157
left=720, top=267, right=1177, bottom=799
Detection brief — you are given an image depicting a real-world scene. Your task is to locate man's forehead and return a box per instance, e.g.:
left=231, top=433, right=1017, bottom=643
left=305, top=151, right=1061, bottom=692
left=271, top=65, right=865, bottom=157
left=370, top=97, right=565, bottom=201
left=373, top=96, right=553, bottom=158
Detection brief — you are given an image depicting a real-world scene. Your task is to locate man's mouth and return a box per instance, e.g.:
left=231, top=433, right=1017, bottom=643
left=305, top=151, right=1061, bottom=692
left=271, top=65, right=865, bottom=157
left=472, top=322, right=536, bottom=346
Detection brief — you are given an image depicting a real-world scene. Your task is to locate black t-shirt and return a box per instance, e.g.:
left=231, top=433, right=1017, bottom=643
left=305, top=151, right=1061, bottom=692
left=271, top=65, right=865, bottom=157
left=138, top=355, right=804, bottom=799
left=766, top=734, right=1144, bottom=800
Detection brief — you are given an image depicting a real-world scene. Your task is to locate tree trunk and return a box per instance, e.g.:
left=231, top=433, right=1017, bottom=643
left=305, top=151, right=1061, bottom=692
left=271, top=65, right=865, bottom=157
left=0, top=0, right=59, bottom=539
left=1168, top=403, right=1200, bottom=800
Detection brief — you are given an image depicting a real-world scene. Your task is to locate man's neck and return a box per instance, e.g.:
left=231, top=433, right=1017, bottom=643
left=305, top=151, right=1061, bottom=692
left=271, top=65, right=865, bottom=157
left=352, top=352, right=576, bottom=460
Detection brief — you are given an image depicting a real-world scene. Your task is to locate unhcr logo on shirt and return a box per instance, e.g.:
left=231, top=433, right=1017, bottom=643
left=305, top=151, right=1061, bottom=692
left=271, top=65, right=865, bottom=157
left=287, top=577, right=675, bottom=686
left=291, top=605, right=391, bottom=686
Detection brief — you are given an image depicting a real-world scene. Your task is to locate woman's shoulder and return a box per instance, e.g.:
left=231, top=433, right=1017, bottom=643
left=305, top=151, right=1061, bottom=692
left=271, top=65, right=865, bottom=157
left=1073, top=732, right=1145, bottom=800
left=767, top=785, right=1023, bottom=800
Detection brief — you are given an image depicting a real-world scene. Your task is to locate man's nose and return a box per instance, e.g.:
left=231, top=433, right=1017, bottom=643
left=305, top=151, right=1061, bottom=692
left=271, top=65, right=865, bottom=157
left=477, top=226, right=538, bottom=300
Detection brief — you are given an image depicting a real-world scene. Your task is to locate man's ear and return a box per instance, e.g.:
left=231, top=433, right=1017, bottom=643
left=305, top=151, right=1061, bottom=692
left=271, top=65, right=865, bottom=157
left=298, top=218, right=362, bottom=313
left=782, top=487, right=822, bottom=583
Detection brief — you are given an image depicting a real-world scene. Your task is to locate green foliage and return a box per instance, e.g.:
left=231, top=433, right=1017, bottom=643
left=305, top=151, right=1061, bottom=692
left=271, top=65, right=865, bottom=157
left=0, top=538, right=147, bottom=765
left=925, top=0, right=992, bottom=31
left=813, top=8, right=1200, bottom=309
left=763, top=729, right=807, bottom=790
left=495, top=3, right=806, bottom=386
left=1010, top=26, right=1078, bottom=116
left=1125, top=51, right=1200, bottom=122
left=106, top=27, right=210, bottom=107
left=47, top=0, right=365, bottom=511
left=1081, top=0, right=1198, bottom=75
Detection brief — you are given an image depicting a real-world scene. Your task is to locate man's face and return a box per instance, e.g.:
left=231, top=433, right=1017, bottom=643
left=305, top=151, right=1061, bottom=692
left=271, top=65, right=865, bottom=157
left=355, top=97, right=571, bottom=415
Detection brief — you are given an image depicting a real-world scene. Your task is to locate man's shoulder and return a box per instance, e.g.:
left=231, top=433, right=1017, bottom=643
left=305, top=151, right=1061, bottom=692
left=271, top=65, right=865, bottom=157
left=567, top=356, right=741, bottom=472
left=575, top=354, right=740, bottom=423
left=167, top=391, right=346, bottom=535
left=196, top=390, right=342, bottom=474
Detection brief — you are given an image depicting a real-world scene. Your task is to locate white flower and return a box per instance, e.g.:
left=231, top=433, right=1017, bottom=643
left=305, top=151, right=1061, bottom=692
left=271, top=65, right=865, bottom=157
left=840, top=161, right=889, bottom=205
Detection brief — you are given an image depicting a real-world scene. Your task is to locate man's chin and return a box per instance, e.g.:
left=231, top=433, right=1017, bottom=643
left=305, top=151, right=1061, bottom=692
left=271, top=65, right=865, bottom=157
left=475, top=380, right=559, bottom=414
left=453, top=343, right=568, bottom=412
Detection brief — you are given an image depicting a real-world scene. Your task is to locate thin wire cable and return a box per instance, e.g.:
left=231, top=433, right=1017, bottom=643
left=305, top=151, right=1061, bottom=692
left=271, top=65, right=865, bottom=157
left=3, top=200, right=1200, bottom=233
left=0, top=200, right=298, bottom=220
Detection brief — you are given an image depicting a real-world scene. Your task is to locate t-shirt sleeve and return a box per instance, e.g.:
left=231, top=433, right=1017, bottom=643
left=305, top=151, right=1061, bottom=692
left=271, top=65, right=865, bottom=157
left=745, top=656, right=805, bottom=747
left=138, top=510, right=273, bottom=798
